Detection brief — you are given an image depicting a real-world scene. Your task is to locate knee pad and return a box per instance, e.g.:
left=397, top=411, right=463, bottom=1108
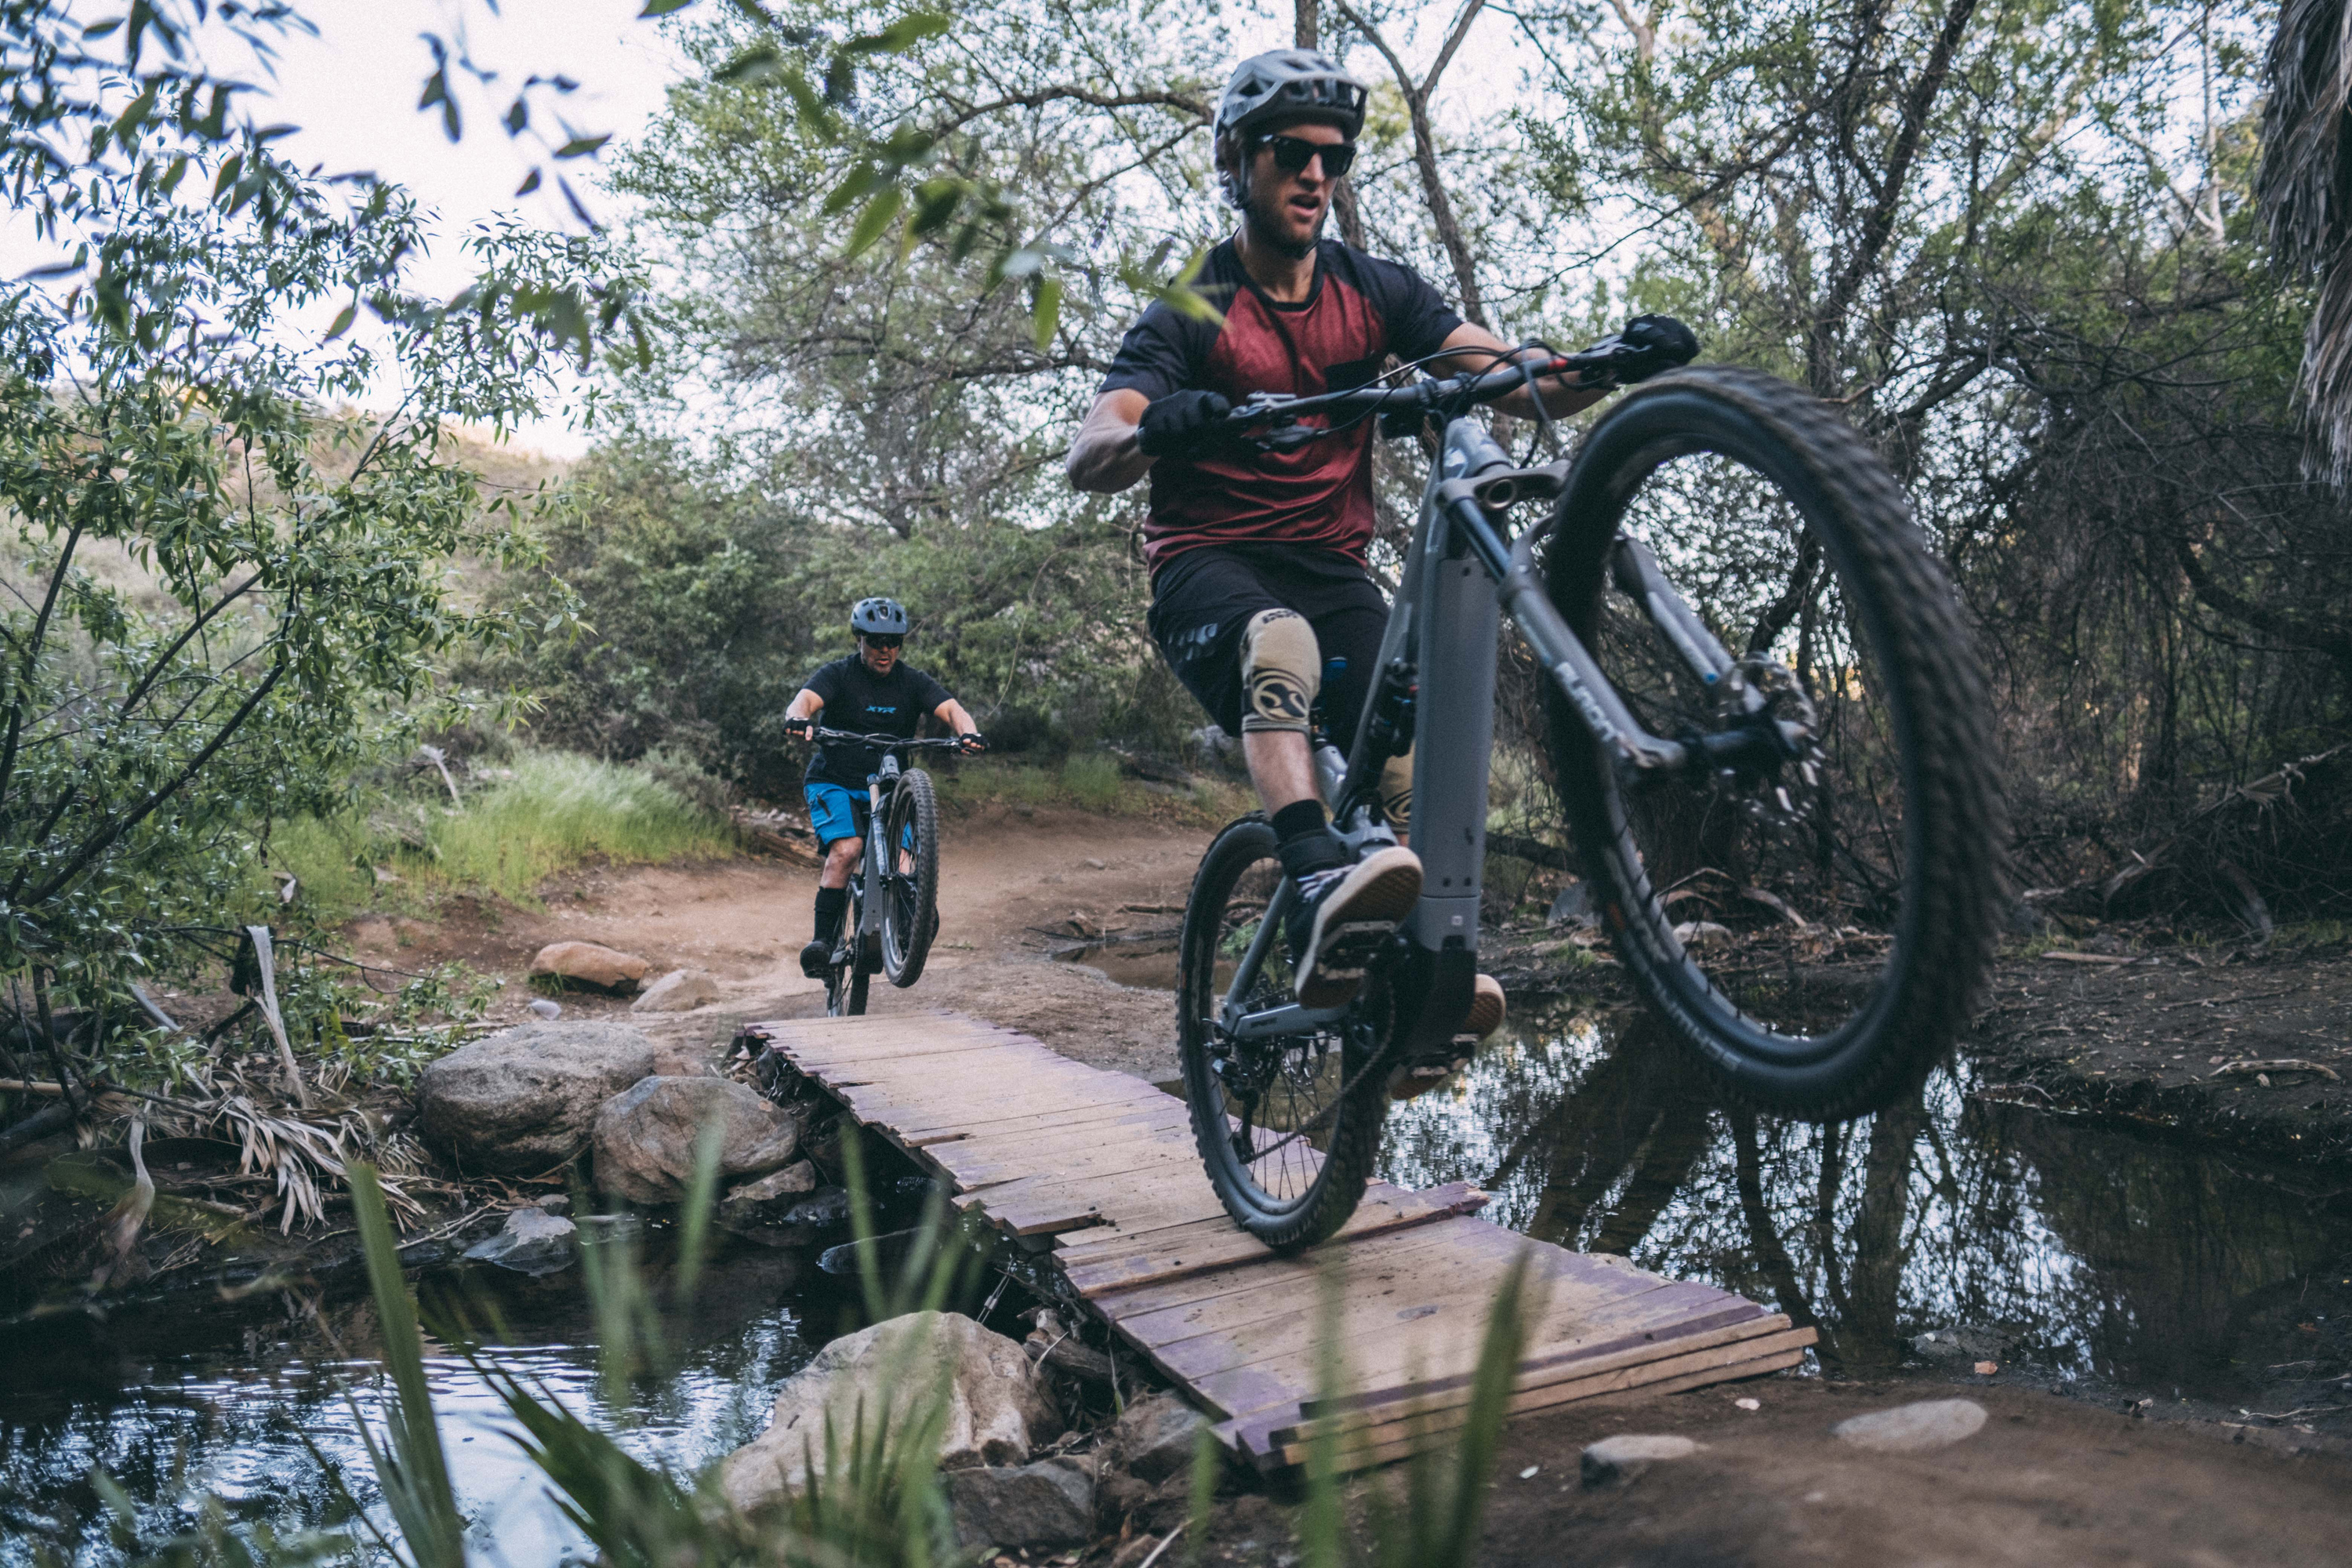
left=1240, top=608, right=1319, bottom=735
left=1380, top=749, right=1414, bottom=831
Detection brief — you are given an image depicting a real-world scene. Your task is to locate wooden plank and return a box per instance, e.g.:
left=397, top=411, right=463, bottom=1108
left=1099, top=1224, right=1500, bottom=1341
left=1266, top=1316, right=1806, bottom=1449
left=893, top=1088, right=1183, bottom=1142
left=1179, top=1261, right=1757, bottom=1424
left=1255, top=1334, right=1816, bottom=1469
left=1058, top=1181, right=1479, bottom=1265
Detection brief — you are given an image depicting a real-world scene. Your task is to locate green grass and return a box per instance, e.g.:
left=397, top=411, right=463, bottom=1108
left=273, top=750, right=741, bottom=914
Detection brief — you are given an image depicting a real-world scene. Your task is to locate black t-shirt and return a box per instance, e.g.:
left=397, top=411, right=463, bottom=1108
left=1099, top=238, right=1463, bottom=573
left=800, top=655, right=953, bottom=789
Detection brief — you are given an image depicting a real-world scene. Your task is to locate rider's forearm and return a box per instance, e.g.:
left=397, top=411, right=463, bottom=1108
left=786, top=689, right=822, bottom=722
left=1494, top=379, right=1608, bottom=420
left=937, top=699, right=978, bottom=735
left=1067, top=418, right=1154, bottom=493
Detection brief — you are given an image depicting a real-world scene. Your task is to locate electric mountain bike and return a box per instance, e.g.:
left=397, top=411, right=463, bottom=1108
left=1177, top=351, right=2004, bottom=1250
left=805, top=728, right=964, bottom=1017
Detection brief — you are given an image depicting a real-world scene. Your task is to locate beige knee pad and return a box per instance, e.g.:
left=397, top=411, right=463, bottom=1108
left=1380, top=749, right=1415, bottom=832
left=1240, top=608, right=1319, bottom=735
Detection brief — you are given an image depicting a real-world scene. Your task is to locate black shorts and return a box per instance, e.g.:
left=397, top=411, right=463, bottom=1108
left=1146, top=545, right=1389, bottom=750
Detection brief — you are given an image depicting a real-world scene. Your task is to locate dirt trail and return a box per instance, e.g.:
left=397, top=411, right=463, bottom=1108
left=344, top=804, right=1206, bottom=1080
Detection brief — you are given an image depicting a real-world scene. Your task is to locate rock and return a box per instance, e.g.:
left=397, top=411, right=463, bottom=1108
left=461, top=1205, right=576, bottom=1276
left=416, top=1020, right=656, bottom=1174
left=780, top=1184, right=851, bottom=1231
left=631, top=968, right=721, bottom=1014
left=535, top=1193, right=570, bottom=1215
left=1671, top=920, right=1733, bottom=946
left=1108, top=1392, right=1208, bottom=1484
left=720, top=1312, right=1058, bottom=1516
left=530, top=941, right=652, bottom=996
left=527, top=998, right=563, bottom=1020
left=945, top=1457, right=1095, bottom=1552
left=716, top=1161, right=824, bottom=1246
left=1832, top=1399, right=1987, bottom=1453
left=1581, top=1433, right=1702, bottom=1487
left=726, top=1161, right=819, bottom=1204
left=591, top=1076, right=802, bottom=1206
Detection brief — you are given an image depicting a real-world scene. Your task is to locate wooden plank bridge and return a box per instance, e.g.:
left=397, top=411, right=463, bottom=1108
left=740, top=1011, right=1813, bottom=1470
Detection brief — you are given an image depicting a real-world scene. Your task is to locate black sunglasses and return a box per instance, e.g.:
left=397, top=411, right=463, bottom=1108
left=862, top=634, right=903, bottom=650
left=1255, top=134, right=1356, bottom=179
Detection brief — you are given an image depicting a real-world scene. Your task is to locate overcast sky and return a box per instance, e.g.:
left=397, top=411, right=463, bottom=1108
left=254, top=0, right=691, bottom=455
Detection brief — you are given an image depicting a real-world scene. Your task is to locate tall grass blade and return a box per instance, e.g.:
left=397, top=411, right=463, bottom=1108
left=1298, top=1256, right=1348, bottom=1568
left=672, top=1115, right=725, bottom=1308
left=348, top=1160, right=468, bottom=1568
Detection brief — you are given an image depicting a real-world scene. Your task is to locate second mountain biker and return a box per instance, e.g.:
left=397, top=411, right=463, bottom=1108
left=1066, top=49, right=1697, bottom=1037
left=782, top=597, right=984, bottom=979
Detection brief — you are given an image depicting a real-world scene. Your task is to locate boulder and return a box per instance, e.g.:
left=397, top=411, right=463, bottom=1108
left=1108, top=1392, right=1208, bottom=1484
left=720, top=1312, right=1058, bottom=1516
left=716, top=1161, right=824, bottom=1247
left=632, top=968, right=721, bottom=1014
left=591, top=1076, right=802, bottom=1206
left=461, top=1205, right=576, bottom=1276
left=1832, top=1399, right=1987, bottom=1454
left=416, top=1020, right=656, bottom=1174
left=946, top=1458, right=1095, bottom=1553
left=531, top=941, right=651, bottom=996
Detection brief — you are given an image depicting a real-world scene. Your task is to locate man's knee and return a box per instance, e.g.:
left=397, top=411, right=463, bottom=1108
left=1240, top=608, right=1319, bottom=735
left=825, top=837, right=862, bottom=871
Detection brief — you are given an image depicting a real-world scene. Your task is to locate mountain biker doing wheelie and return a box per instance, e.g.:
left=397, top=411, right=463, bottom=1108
left=783, top=597, right=984, bottom=980
left=1067, top=49, right=1696, bottom=1037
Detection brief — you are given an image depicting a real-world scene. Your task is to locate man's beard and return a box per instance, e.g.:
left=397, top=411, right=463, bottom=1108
left=1243, top=189, right=1324, bottom=260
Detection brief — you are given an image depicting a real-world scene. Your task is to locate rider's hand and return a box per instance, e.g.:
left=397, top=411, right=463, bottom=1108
left=958, top=731, right=988, bottom=756
left=783, top=715, right=812, bottom=741
left=1136, top=390, right=1235, bottom=459
left=1612, top=314, right=1699, bottom=384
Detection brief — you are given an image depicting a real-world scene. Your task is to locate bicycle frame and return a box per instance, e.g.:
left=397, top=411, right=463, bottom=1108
left=1216, top=412, right=1785, bottom=1058
left=849, top=750, right=905, bottom=949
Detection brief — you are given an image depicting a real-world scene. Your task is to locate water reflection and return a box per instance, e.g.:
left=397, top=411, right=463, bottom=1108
left=0, top=1245, right=843, bottom=1565
left=1379, top=1008, right=2352, bottom=1397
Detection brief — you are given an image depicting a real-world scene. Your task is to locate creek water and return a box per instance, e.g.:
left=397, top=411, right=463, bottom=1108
left=7, top=982, right=2351, bottom=1562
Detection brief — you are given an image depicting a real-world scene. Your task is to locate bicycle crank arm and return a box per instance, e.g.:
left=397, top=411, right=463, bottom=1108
left=1225, top=1000, right=1356, bottom=1042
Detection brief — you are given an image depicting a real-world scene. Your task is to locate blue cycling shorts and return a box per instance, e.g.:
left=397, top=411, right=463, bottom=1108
left=804, top=782, right=867, bottom=848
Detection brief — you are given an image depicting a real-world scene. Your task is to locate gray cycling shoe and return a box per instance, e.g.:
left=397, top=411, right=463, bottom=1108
left=1287, top=844, right=1423, bottom=1008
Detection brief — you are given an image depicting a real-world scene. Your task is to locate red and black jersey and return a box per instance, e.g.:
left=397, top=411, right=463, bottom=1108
left=1100, top=238, right=1463, bottom=574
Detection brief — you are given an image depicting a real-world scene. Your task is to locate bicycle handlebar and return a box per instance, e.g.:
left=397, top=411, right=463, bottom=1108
left=804, top=727, right=969, bottom=749
left=1225, top=339, right=1641, bottom=452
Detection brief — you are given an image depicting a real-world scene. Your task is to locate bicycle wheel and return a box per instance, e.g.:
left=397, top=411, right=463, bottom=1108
left=1541, top=365, right=2004, bottom=1120
left=1177, top=815, right=1388, bottom=1250
left=826, top=887, right=872, bottom=1017
left=880, top=768, right=940, bottom=988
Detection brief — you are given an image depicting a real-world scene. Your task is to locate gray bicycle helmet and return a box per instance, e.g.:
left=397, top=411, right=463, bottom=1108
left=851, top=597, right=909, bottom=637
left=1214, top=50, right=1367, bottom=208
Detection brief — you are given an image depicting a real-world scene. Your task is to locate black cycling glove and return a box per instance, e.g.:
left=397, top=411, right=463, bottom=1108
left=959, top=731, right=988, bottom=755
left=1613, top=314, right=1700, bottom=383
left=1137, top=389, right=1235, bottom=459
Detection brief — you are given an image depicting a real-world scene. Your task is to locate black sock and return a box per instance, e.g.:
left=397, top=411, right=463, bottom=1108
left=813, top=886, right=848, bottom=945
left=1272, top=799, right=1348, bottom=880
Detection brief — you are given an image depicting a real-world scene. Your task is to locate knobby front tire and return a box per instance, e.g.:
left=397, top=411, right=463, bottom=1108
left=827, top=887, right=873, bottom=1017
left=1177, top=815, right=1387, bottom=1251
left=1541, top=365, right=2005, bottom=1120
left=881, top=768, right=940, bottom=989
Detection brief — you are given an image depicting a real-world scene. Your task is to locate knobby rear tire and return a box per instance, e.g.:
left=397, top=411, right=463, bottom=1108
left=882, top=768, right=940, bottom=988
left=828, top=886, right=873, bottom=1017
left=1542, top=365, right=2005, bottom=1120
left=1178, top=815, right=1388, bottom=1251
